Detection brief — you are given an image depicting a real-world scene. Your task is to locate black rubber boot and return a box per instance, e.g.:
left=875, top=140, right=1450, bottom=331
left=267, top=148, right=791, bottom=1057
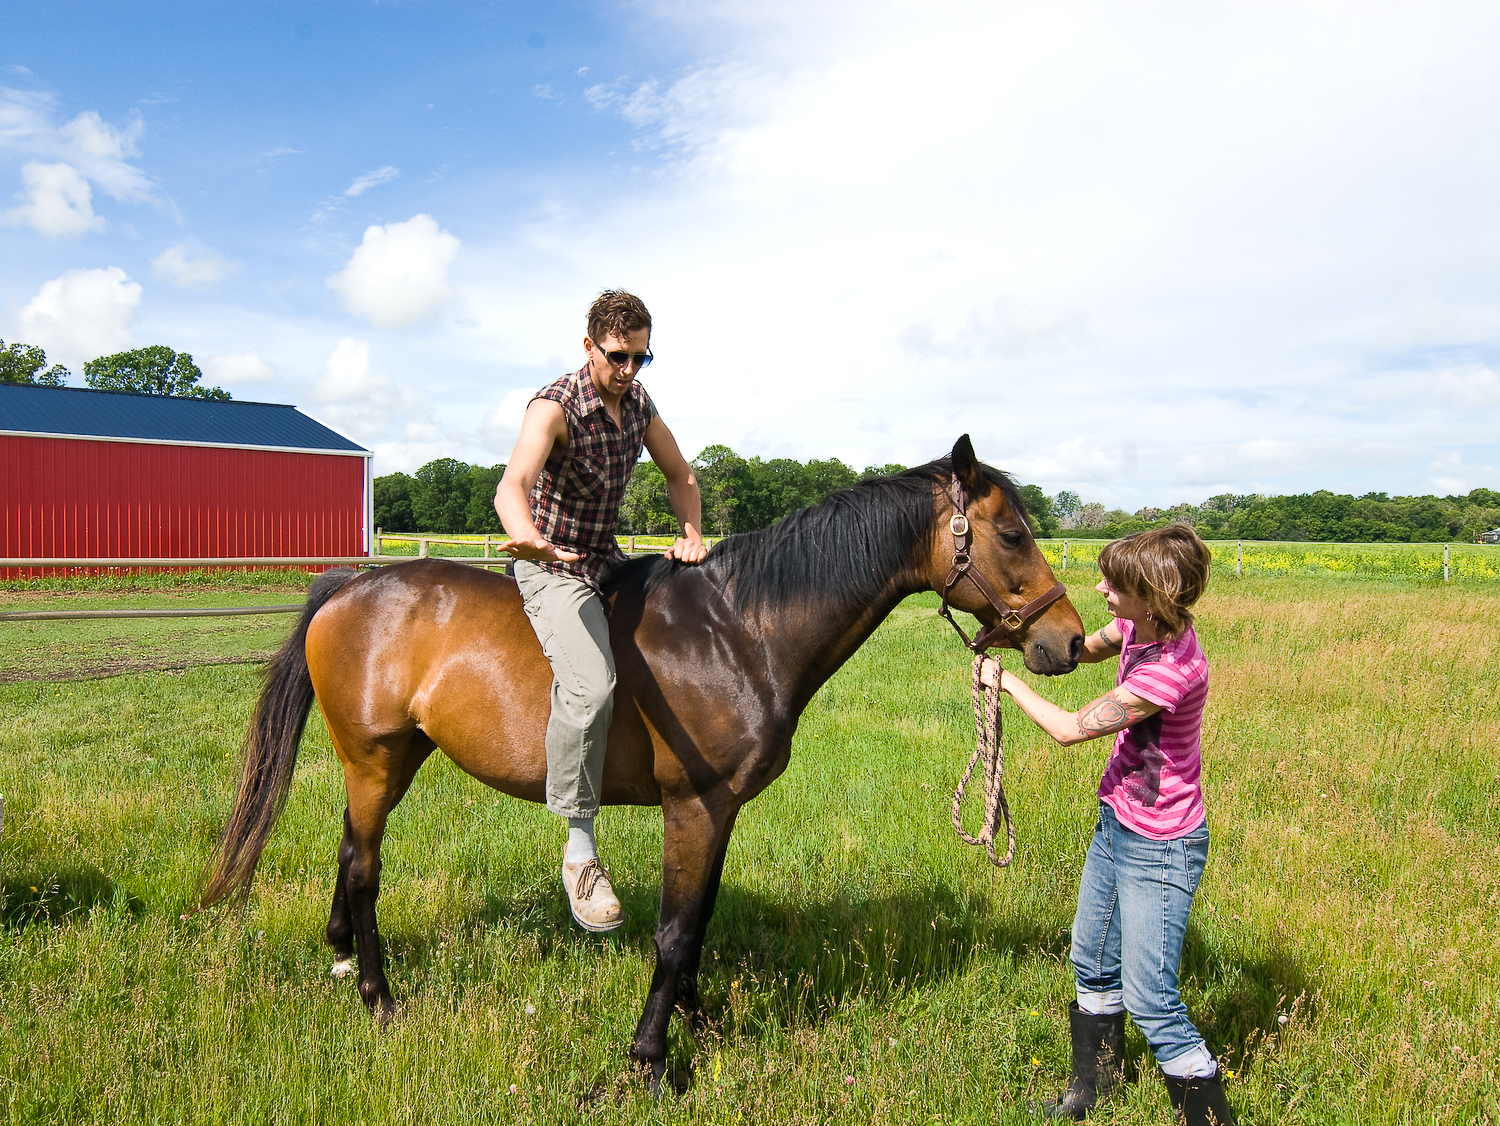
left=1039, top=1002, right=1127, bottom=1119
left=1163, top=1071, right=1236, bottom=1125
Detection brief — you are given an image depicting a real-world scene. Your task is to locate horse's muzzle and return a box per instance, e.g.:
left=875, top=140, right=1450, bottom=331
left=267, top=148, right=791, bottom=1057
left=1023, top=631, right=1083, bottom=676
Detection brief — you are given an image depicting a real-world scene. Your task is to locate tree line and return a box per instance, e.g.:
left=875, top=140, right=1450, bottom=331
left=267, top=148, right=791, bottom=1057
left=1042, top=489, right=1500, bottom=544
left=375, top=449, right=1052, bottom=538
left=378, top=450, right=1500, bottom=544
left=1, top=339, right=230, bottom=399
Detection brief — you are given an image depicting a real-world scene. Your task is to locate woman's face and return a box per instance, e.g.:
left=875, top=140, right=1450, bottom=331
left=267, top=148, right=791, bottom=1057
left=1095, top=577, right=1153, bottom=625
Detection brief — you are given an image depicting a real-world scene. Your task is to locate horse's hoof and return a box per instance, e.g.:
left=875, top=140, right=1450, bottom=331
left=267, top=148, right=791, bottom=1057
left=330, top=958, right=356, bottom=980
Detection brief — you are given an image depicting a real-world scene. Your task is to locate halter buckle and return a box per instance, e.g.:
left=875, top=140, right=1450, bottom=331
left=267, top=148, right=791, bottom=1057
left=1000, top=610, right=1024, bottom=631
left=952, top=551, right=970, bottom=566
left=949, top=514, right=969, bottom=537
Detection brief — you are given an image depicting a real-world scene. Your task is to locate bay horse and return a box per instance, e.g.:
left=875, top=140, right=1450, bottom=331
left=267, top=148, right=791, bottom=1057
left=199, top=435, right=1084, bottom=1091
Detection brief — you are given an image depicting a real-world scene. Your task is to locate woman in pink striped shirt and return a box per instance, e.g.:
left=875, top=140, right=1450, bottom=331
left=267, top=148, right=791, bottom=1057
left=983, top=524, right=1234, bottom=1125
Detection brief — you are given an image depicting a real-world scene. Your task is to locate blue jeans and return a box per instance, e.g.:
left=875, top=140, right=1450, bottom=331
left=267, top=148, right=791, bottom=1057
left=1070, top=802, right=1211, bottom=1066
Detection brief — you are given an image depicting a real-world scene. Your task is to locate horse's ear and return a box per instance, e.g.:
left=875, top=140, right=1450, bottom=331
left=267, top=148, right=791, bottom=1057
left=952, top=434, right=988, bottom=494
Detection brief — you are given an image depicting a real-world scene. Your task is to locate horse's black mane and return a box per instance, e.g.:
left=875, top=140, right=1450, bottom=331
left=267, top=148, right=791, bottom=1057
left=607, top=456, right=1028, bottom=613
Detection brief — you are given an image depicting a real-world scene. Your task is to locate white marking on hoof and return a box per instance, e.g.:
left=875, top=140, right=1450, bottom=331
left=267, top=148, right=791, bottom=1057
left=330, top=958, right=356, bottom=979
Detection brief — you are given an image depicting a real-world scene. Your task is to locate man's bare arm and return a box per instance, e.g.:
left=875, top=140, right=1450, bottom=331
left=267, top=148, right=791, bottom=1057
left=642, top=415, right=707, bottom=563
left=494, top=399, right=581, bottom=562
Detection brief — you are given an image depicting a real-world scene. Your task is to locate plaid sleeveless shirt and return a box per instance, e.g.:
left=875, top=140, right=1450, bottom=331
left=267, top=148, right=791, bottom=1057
left=528, top=365, right=657, bottom=592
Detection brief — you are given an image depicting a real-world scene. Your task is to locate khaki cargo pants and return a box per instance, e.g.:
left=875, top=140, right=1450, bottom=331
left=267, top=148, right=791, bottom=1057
left=513, top=560, right=615, bottom=818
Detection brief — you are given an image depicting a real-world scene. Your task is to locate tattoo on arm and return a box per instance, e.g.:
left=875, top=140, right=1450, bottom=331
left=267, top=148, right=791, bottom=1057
left=1094, top=627, right=1122, bottom=653
left=1076, top=694, right=1153, bottom=740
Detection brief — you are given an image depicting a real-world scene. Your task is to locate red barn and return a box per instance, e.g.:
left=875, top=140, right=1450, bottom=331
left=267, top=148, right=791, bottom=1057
left=0, top=384, right=372, bottom=573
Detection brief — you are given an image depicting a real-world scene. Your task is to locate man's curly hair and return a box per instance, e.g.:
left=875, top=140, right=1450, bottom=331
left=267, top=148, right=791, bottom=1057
left=587, top=290, right=652, bottom=343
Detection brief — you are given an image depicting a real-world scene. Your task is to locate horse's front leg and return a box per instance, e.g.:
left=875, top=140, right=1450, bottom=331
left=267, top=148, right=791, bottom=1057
left=631, top=796, right=737, bottom=1095
left=674, top=806, right=740, bottom=1034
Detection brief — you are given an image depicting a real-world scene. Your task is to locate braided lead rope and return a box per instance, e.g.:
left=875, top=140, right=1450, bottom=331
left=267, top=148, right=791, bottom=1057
left=950, top=654, right=1016, bottom=867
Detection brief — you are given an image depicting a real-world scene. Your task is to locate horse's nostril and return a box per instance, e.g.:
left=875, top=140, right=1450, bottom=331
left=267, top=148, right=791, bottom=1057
left=1068, top=634, right=1084, bottom=663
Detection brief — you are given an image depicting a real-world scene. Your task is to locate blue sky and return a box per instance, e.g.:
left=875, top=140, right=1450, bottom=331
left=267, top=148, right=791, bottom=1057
left=4, top=1, right=1499, bottom=508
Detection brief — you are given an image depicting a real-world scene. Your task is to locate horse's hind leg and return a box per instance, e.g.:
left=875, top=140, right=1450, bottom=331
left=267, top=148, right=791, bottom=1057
left=326, top=732, right=435, bottom=978
left=327, top=808, right=358, bottom=977
left=332, top=731, right=435, bottom=1020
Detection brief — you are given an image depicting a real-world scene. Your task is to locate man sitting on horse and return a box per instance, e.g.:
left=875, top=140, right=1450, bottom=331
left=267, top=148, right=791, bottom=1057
left=495, top=289, right=708, bottom=932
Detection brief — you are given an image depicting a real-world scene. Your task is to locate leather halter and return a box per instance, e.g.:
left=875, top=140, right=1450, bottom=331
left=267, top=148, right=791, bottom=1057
left=937, top=475, right=1068, bottom=654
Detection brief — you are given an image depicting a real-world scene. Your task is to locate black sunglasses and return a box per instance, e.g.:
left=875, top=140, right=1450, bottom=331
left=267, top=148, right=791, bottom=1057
left=592, top=340, right=653, bottom=369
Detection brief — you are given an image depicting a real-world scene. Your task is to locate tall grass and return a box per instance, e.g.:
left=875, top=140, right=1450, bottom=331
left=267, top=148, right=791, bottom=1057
left=0, top=574, right=1496, bottom=1122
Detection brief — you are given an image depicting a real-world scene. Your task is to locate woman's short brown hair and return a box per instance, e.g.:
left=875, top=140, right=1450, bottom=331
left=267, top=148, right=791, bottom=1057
left=1097, top=524, right=1211, bottom=639
left=587, top=290, right=652, bottom=343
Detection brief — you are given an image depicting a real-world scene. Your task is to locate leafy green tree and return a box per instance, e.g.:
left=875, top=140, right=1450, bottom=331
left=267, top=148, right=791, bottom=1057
left=0, top=339, right=69, bottom=386
left=729, top=458, right=804, bottom=532
left=802, top=458, right=858, bottom=502
left=83, top=345, right=230, bottom=399
left=465, top=464, right=506, bottom=534
left=1054, top=491, right=1082, bottom=523
left=373, top=472, right=416, bottom=532
left=860, top=463, right=907, bottom=481
left=618, top=460, right=675, bottom=534
left=1017, top=484, right=1059, bottom=538
left=412, top=458, right=472, bottom=532
left=692, top=444, right=744, bottom=537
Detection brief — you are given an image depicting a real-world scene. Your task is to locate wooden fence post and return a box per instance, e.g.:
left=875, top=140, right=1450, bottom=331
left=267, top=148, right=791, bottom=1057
left=419, top=538, right=428, bottom=558
left=1062, top=540, right=1068, bottom=572
left=1444, top=543, right=1450, bottom=582
left=484, top=535, right=491, bottom=558
left=1236, top=540, right=1243, bottom=577
left=375, top=527, right=382, bottom=556
left=628, top=535, right=635, bottom=555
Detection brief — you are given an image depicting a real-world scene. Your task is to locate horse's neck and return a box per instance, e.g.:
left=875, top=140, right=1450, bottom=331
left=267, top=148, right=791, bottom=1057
left=754, top=571, right=921, bottom=715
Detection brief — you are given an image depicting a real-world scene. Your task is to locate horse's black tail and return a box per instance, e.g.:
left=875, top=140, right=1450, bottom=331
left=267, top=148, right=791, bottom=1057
left=198, top=567, right=360, bottom=908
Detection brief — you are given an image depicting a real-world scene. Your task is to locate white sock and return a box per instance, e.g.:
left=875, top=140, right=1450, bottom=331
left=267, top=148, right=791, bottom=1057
left=565, top=817, right=598, bottom=864
left=1076, top=986, right=1125, bottom=1015
left=1158, top=1042, right=1217, bottom=1078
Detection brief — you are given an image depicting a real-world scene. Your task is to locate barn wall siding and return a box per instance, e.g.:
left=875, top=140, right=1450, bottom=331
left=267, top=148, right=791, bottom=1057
left=1, top=435, right=366, bottom=565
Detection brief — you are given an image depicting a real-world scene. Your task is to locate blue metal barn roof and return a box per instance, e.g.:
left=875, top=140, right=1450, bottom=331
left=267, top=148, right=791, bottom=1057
left=0, top=384, right=367, bottom=454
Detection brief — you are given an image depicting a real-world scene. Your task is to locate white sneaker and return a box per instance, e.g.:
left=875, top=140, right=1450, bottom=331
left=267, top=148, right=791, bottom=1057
left=562, top=857, right=624, bottom=933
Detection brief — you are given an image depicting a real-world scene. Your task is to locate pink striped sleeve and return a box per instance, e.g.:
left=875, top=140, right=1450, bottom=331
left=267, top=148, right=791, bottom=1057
left=1122, top=662, right=1191, bottom=713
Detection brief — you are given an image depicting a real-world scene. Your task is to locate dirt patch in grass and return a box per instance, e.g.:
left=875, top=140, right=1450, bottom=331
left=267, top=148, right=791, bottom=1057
left=0, top=652, right=272, bottom=684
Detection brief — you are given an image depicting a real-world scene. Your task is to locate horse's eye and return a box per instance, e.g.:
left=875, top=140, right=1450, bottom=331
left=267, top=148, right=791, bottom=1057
left=999, top=531, right=1025, bottom=549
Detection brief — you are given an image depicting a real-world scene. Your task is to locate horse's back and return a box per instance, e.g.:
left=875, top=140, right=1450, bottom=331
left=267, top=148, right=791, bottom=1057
left=306, top=558, right=661, bottom=805
left=305, top=560, right=552, bottom=797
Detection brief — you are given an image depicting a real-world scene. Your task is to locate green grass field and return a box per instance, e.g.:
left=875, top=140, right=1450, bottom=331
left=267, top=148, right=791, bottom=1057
left=1040, top=538, right=1500, bottom=582
left=1, top=569, right=1497, bottom=1123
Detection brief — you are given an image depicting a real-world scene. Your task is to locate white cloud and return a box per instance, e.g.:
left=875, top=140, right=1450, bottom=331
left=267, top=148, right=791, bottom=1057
left=344, top=165, right=400, bottom=197
left=151, top=244, right=237, bottom=288
left=1429, top=451, right=1497, bottom=497
left=900, top=298, right=1094, bottom=362
left=1435, top=366, right=1500, bottom=411
left=307, top=338, right=450, bottom=465
left=478, top=387, right=537, bottom=457
left=440, top=0, right=1500, bottom=501
left=202, top=350, right=276, bottom=386
left=18, top=266, right=140, bottom=369
left=0, top=90, right=153, bottom=203
left=5, top=161, right=105, bottom=236
left=326, top=214, right=460, bottom=329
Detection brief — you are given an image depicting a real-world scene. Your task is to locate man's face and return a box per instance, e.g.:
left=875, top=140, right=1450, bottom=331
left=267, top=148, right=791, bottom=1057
left=585, top=327, right=651, bottom=401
